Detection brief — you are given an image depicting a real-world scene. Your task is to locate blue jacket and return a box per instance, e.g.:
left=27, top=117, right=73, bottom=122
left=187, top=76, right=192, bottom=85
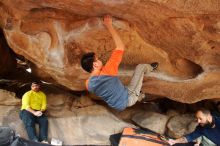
left=185, top=113, right=220, bottom=145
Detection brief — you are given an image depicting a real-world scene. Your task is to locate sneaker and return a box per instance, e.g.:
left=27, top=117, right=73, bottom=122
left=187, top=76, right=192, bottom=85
left=41, top=140, right=49, bottom=144
left=150, top=62, right=159, bottom=71
left=51, top=138, right=63, bottom=145
left=32, top=138, right=39, bottom=142
left=33, top=139, right=38, bottom=143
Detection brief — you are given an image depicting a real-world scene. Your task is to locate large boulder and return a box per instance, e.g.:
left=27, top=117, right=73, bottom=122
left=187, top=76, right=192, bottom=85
left=0, top=90, right=132, bottom=145
left=0, top=0, right=219, bottom=103
left=132, top=112, right=168, bottom=134
left=0, top=87, right=132, bottom=145
left=167, top=114, right=198, bottom=138
left=0, top=105, right=131, bottom=145
left=0, top=89, right=20, bottom=105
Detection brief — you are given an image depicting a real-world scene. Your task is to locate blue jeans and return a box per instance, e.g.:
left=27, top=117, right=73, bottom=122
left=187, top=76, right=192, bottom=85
left=20, top=110, right=48, bottom=142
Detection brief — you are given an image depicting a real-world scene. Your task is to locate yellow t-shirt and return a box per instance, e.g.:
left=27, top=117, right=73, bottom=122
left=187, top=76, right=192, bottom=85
left=21, top=90, right=47, bottom=111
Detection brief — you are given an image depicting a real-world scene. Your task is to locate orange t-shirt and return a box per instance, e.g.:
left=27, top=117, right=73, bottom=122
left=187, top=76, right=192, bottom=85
left=86, top=50, right=124, bottom=89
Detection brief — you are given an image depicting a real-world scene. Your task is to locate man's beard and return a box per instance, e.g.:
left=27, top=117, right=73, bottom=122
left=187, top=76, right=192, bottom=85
left=203, top=118, right=215, bottom=128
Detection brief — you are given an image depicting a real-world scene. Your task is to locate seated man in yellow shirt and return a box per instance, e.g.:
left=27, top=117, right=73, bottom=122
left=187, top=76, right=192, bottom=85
left=20, top=82, right=48, bottom=143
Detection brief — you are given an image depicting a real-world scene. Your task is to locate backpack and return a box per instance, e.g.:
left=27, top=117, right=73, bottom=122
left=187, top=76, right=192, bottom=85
left=0, top=126, right=16, bottom=146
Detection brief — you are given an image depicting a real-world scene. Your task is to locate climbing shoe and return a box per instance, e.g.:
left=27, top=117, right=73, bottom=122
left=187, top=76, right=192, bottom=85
left=150, top=62, right=159, bottom=71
